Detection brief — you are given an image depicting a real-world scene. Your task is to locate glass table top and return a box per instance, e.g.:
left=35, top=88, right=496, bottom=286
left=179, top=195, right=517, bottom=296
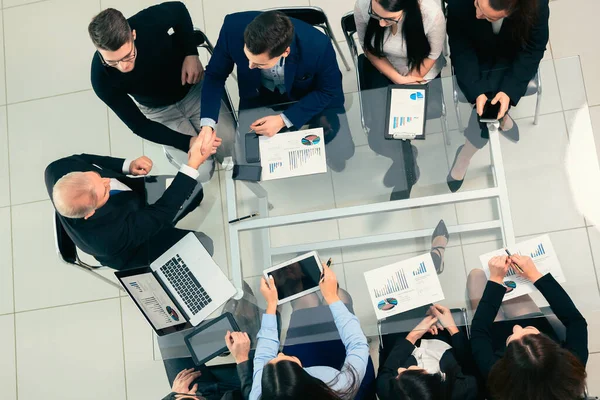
left=154, top=56, right=600, bottom=357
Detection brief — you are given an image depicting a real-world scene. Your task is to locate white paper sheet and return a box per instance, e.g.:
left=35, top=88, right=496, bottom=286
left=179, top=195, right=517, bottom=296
left=479, top=235, right=566, bottom=301
left=259, top=128, right=327, bottom=181
left=364, top=253, right=445, bottom=320
left=387, top=87, right=426, bottom=138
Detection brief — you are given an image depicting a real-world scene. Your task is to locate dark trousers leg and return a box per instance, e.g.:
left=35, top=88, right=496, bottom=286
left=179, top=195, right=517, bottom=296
left=359, top=55, right=418, bottom=200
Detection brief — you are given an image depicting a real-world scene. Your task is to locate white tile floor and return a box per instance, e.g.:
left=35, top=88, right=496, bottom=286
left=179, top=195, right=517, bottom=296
left=1, top=0, right=600, bottom=399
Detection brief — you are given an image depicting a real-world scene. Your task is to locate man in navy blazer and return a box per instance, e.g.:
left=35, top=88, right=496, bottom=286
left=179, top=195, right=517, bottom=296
left=199, top=11, right=354, bottom=170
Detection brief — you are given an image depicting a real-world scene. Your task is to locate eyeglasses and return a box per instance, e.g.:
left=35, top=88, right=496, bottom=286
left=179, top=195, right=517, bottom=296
left=98, top=41, right=137, bottom=67
left=368, top=2, right=403, bottom=24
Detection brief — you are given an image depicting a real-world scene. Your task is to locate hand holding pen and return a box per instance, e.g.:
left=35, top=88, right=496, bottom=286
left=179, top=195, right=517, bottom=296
left=508, top=253, right=545, bottom=283
left=504, top=249, right=524, bottom=274
left=319, top=260, right=340, bottom=305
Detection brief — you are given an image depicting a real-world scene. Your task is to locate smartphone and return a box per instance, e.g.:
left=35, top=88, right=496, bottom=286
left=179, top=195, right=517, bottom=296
left=479, top=100, right=501, bottom=123
left=232, top=164, right=262, bottom=182
left=245, top=133, right=260, bottom=163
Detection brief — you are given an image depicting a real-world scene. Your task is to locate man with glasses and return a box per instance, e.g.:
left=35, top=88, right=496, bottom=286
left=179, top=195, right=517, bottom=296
left=89, top=2, right=227, bottom=184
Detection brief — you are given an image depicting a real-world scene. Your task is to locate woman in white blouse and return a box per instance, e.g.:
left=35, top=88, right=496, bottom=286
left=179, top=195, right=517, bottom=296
left=354, top=0, right=446, bottom=85
left=354, top=0, right=447, bottom=201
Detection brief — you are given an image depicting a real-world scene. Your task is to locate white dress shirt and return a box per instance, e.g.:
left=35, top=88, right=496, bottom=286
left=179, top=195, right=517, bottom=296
left=411, top=339, right=452, bottom=374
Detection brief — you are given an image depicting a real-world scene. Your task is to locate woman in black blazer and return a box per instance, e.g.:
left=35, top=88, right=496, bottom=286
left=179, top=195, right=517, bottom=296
left=446, top=0, right=550, bottom=192
left=469, top=255, right=588, bottom=400
left=376, top=304, right=481, bottom=400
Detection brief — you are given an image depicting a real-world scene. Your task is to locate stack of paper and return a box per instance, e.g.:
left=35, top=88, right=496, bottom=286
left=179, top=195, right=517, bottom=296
left=364, top=253, right=445, bottom=320
left=479, top=235, right=565, bottom=301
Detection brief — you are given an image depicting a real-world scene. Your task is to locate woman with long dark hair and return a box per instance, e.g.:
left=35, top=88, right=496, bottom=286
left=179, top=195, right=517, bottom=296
left=468, top=254, right=588, bottom=399
left=354, top=0, right=446, bottom=201
left=376, top=305, right=480, bottom=400
left=355, top=0, right=446, bottom=84
left=250, top=263, right=370, bottom=400
left=446, top=0, right=550, bottom=192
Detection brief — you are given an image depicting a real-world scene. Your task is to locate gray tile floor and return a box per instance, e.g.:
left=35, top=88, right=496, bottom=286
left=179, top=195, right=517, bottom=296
left=1, top=0, right=600, bottom=399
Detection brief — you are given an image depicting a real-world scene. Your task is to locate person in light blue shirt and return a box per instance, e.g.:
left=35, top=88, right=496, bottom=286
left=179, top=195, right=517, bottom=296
left=250, top=264, right=370, bottom=400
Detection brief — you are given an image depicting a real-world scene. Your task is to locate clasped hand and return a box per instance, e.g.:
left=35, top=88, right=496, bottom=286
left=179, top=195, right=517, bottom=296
left=129, top=156, right=153, bottom=176
left=188, top=127, right=222, bottom=169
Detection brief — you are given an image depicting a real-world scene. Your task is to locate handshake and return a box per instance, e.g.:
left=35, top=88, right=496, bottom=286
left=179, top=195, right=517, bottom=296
left=186, top=128, right=223, bottom=170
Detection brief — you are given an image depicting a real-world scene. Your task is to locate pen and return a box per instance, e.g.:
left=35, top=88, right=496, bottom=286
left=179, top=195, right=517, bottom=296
left=229, top=213, right=258, bottom=224
left=504, top=249, right=524, bottom=273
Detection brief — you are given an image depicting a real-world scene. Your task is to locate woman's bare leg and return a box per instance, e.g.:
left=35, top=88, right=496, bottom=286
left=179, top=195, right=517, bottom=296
left=467, top=268, right=505, bottom=322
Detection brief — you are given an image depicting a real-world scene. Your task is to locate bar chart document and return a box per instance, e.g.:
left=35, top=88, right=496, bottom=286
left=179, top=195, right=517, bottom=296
left=479, top=235, right=566, bottom=301
left=364, top=253, right=444, bottom=320
left=386, top=87, right=426, bottom=139
left=259, top=128, right=327, bottom=181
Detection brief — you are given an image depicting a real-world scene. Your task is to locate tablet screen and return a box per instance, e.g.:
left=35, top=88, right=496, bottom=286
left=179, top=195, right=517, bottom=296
left=120, top=272, right=187, bottom=331
left=269, top=256, right=322, bottom=299
left=187, top=316, right=235, bottom=364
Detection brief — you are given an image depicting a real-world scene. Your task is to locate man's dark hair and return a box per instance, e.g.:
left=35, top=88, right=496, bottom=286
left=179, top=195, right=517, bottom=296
left=88, top=8, right=132, bottom=51
left=244, top=11, right=294, bottom=58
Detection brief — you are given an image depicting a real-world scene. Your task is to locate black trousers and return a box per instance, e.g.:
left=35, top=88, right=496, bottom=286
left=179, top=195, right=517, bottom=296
left=237, top=86, right=355, bottom=172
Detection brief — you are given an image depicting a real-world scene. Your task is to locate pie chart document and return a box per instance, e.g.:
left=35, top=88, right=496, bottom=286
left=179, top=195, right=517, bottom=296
left=259, top=128, right=327, bottom=181
left=364, top=253, right=445, bottom=320
left=479, top=235, right=565, bottom=302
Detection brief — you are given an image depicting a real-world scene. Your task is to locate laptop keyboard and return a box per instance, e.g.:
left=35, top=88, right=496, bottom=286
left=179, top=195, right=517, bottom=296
left=159, top=254, right=212, bottom=315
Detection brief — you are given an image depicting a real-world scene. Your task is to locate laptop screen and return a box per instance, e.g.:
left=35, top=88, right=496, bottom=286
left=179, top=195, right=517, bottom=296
left=120, top=272, right=188, bottom=331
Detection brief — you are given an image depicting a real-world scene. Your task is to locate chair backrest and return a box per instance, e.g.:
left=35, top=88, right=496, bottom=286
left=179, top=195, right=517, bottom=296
left=53, top=212, right=78, bottom=264
left=341, top=12, right=359, bottom=62
left=270, top=6, right=328, bottom=27
left=341, top=11, right=357, bottom=36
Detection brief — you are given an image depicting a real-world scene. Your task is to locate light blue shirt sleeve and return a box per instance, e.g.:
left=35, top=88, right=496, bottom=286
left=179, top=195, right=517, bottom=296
left=249, top=313, right=279, bottom=400
left=280, top=113, right=293, bottom=128
left=200, top=117, right=216, bottom=130
left=328, top=301, right=370, bottom=391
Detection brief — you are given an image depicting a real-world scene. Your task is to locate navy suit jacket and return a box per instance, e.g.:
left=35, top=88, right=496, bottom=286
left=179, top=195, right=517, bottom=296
left=201, top=11, right=344, bottom=128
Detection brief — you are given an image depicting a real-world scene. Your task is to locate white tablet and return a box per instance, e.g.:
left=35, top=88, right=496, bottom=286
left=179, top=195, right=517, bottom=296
left=263, top=251, right=323, bottom=305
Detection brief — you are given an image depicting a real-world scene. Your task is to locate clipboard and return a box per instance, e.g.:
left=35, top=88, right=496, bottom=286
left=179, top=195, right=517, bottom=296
left=384, top=83, right=429, bottom=140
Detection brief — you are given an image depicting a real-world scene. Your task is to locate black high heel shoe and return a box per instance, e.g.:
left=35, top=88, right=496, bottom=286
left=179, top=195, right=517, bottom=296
left=447, top=145, right=466, bottom=193
left=430, top=219, right=449, bottom=274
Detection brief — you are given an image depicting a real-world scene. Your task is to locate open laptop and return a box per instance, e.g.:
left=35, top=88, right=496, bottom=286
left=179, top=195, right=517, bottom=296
left=115, top=233, right=236, bottom=336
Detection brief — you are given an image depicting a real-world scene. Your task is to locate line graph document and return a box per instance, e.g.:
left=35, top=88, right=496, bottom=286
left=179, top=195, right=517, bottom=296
left=259, top=128, right=327, bottom=181
left=364, top=253, right=444, bottom=320
left=479, top=235, right=565, bottom=301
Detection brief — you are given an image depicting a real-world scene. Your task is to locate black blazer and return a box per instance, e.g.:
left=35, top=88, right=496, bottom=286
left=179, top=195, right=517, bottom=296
left=44, top=154, right=197, bottom=270
left=377, top=333, right=479, bottom=400
left=447, top=0, right=550, bottom=104
left=470, top=274, right=589, bottom=381
left=161, top=361, right=254, bottom=400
